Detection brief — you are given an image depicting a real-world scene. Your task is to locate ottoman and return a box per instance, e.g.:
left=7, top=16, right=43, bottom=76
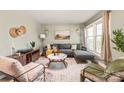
left=74, top=50, right=95, bottom=63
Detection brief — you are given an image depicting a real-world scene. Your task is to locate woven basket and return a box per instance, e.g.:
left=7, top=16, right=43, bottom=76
left=9, top=27, right=18, bottom=38
left=18, top=25, right=26, bottom=34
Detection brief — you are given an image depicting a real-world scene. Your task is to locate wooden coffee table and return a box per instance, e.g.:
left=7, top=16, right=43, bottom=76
left=47, top=53, right=67, bottom=69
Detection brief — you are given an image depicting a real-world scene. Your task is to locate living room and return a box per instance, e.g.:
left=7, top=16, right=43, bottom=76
left=0, top=10, right=124, bottom=82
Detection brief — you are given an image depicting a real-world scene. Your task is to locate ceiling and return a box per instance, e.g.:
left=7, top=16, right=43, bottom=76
left=26, top=10, right=99, bottom=24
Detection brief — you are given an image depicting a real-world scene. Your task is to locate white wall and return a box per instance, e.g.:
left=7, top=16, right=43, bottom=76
left=0, top=11, right=42, bottom=56
left=41, top=24, right=81, bottom=45
left=111, top=11, right=124, bottom=60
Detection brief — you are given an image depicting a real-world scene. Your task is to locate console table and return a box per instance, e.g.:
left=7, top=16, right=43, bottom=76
left=8, top=49, right=40, bottom=66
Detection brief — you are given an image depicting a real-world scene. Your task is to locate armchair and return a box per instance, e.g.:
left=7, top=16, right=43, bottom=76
left=80, top=59, right=124, bottom=82
left=0, top=56, right=46, bottom=82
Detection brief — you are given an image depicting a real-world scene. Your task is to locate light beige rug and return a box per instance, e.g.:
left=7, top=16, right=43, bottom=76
left=36, top=57, right=87, bottom=82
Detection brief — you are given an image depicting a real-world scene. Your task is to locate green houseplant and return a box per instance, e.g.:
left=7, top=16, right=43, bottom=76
left=30, top=41, right=35, bottom=49
left=112, top=28, right=124, bottom=52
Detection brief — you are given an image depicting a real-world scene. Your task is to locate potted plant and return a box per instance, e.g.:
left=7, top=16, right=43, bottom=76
left=111, top=28, right=124, bottom=52
left=30, top=41, right=35, bottom=49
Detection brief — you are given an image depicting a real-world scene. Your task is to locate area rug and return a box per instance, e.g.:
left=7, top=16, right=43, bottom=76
left=36, top=57, right=87, bottom=82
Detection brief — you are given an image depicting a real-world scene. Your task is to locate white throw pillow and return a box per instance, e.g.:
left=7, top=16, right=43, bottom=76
left=47, top=44, right=51, bottom=49
left=71, top=44, right=77, bottom=50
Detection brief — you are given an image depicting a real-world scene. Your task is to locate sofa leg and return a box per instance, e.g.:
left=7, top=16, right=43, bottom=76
left=80, top=73, right=85, bottom=82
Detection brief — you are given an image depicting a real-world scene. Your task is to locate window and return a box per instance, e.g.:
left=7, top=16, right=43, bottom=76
left=86, top=26, right=94, bottom=51
left=96, top=23, right=102, bottom=53
left=85, top=19, right=102, bottom=55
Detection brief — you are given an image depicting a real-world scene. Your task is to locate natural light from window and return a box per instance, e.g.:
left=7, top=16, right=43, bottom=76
left=85, top=18, right=102, bottom=55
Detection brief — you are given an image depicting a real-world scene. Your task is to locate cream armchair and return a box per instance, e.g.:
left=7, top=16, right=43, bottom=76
left=0, top=56, right=46, bottom=82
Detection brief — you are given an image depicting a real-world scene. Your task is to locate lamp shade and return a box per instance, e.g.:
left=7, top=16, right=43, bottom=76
left=40, top=34, right=46, bottom=39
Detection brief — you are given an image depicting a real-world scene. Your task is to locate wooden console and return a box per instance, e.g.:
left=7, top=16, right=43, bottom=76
left=8, top=49, right=40, bottom=65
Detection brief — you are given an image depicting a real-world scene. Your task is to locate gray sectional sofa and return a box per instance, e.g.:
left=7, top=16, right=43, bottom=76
left=52, top=43, right=86, bottom=57
left=43, top=43, right=95, bottom=63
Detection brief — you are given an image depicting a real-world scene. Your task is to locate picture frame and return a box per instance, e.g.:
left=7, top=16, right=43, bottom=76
left=55, top=30, right=70, bottom=40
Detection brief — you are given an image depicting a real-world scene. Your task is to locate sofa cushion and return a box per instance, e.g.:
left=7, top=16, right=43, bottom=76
left=71, top=44, right=77, bottom=50
left=60, top=49, right=73, bottom=54
left=59, top=44, right=71, bottom=49
left=24, top=62, right=44, bottom=81
left=52, top=44, right=60, bottom=49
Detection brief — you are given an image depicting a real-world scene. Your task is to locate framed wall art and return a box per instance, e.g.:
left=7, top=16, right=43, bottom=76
left=55, top=30, right=70, bottom=40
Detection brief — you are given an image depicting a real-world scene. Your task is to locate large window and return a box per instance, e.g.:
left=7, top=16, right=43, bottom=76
left=85, top=19, right=102, bottom=55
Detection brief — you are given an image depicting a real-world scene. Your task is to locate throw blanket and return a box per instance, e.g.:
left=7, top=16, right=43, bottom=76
left=83, top=59, right=124, bottom=80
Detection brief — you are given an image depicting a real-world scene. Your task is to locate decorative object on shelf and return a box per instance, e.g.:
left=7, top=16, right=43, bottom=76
left=111, top=28, right=124, bottom=52
left=30, top=41, right=36, bottom=49
left=55, top=30, right=70, bottom=40
left=9, top=25, right=27, bottom=38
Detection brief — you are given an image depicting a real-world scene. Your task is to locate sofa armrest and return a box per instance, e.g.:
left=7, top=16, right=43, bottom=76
left=81, top=46, right=87, bottom=51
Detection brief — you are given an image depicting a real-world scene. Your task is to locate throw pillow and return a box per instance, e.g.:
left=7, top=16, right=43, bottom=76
left=47, top=44, right=51, bottom=49
left=71, top=44, right=77, bottom=50
left=46, top=49, right=53, bottom=57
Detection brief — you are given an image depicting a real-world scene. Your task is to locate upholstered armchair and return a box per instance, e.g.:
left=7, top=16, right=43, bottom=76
left=80, top=59, right=124, bottom=82
left=0, top=56, right=46, bottom=82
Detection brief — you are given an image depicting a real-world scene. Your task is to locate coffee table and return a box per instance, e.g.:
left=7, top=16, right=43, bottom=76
left=47, top=53, right=67, bottom=69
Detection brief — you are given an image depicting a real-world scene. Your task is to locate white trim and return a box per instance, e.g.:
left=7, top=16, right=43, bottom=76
left=85, top=18, right=102, bottom=29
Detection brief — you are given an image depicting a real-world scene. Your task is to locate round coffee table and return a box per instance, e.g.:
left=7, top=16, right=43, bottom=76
left=47, top=53, right=67, bottom=69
